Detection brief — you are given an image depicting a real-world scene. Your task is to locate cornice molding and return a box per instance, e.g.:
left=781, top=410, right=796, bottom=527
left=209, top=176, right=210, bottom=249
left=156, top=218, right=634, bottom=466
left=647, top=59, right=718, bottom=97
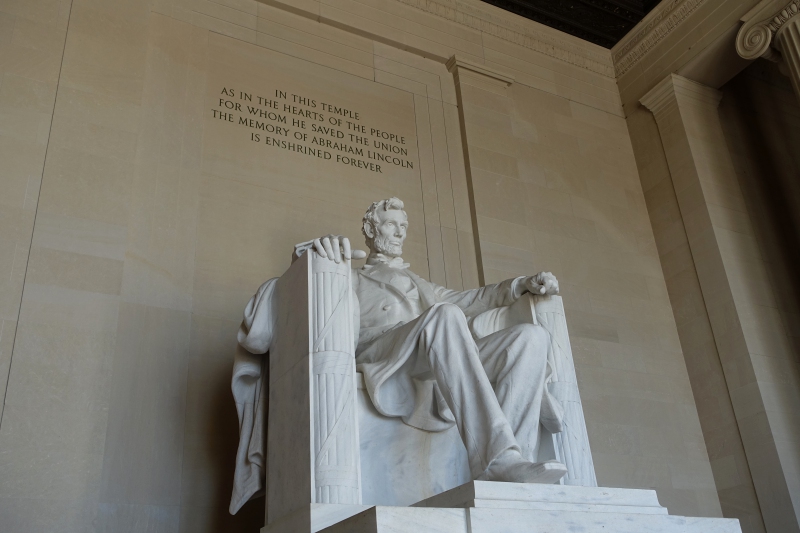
left=736, top=0, right=800, bottom=60
left=612, top=0, right=707, bottom=77
left=446, top=55, right=515, bottom=86
left=671, top=73, right=723, bottom=107
left=640, top=73, right=679, bottom=118
left=392, top=0, right=615, bottom=77
left=640, top=73, right=721, bottom=119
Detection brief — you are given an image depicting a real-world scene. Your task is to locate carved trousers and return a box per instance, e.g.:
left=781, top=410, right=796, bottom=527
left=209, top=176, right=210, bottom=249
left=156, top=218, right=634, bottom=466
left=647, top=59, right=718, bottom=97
left=416, top=302, right=551, bottom=477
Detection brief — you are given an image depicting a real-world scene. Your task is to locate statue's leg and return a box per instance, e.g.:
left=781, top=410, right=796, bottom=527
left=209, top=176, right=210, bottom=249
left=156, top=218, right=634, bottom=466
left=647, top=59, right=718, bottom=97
left=475, top=324, right=550, bottom=463
left=421, top=308, right=565, bottom=483
left=416, top=303, right=520, bottom=478
left=359, top=303, right=564, bottom=483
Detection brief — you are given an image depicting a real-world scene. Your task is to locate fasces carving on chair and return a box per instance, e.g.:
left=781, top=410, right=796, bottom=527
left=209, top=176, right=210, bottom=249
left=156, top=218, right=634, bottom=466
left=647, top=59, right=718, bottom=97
left=230, top=197, right=596, bottom=528
left=310, top=257, right=360, bottom=504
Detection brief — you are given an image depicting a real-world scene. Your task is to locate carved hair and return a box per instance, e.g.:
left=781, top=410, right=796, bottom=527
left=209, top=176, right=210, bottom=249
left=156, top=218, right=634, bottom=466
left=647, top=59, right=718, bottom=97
left=362, top=197, right=406, bottom=245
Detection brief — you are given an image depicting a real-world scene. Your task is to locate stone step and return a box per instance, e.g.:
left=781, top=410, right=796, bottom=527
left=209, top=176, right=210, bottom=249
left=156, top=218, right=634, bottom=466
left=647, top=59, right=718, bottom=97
left=320, top=505, right=743, bottom=533
left=413, top=480, right=669, bottom=515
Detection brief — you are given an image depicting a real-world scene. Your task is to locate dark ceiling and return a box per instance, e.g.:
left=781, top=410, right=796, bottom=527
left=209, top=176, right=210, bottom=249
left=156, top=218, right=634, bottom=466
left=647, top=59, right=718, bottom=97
left=479, top=0, right=661, bottom=48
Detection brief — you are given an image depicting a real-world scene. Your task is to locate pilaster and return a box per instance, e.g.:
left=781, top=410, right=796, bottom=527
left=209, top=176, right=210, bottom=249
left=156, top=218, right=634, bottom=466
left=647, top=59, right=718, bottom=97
left=446, top=56, right=515, bottom=94
left=447, top=56, right=515, bottom=285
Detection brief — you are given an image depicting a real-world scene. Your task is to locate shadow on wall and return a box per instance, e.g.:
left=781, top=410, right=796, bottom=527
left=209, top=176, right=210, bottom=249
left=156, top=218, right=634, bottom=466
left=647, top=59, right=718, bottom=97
left=720, top=58, right=800, bottom=367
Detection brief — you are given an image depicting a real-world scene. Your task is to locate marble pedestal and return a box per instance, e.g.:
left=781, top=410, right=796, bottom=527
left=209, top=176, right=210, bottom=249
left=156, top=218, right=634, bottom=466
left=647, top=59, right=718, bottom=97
left=313, top=481, right=742, bottom=533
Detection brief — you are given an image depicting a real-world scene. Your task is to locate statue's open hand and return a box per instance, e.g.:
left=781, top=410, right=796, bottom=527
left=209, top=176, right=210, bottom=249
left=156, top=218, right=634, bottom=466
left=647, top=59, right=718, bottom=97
left=524, top=272, right=559, bottom=296
left=311, top=235, right=367, bottom=263
left=292, top=236, right=367, bottom=263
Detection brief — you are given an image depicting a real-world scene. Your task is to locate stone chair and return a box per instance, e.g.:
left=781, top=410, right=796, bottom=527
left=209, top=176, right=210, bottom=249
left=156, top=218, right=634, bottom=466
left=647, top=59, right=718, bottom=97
left=263, top=250, right=596, bottom=533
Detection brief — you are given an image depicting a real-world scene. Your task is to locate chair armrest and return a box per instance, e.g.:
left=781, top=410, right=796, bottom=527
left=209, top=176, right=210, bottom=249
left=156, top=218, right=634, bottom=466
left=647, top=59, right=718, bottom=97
left=532, top=294, right=597, bottom=488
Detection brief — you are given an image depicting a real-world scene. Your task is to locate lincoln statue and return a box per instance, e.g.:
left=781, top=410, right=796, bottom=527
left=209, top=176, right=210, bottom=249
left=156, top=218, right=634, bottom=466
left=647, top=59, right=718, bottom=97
left=229, top=196, right=568, bottom=513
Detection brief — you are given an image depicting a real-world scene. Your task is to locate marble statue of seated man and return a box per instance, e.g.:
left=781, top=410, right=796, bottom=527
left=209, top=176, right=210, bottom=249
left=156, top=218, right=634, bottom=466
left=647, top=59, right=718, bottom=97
left=304, top=197, right=567, bottom=485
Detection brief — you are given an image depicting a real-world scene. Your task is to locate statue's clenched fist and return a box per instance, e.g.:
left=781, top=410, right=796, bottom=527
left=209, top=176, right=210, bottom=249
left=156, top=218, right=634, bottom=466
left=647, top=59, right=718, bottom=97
left=523, top=272, right=559, bottom=296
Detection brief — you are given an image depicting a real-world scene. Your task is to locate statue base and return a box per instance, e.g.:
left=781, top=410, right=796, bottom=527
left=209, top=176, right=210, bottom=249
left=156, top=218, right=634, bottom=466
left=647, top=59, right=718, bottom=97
left=262, top=481, right=742, bottom=533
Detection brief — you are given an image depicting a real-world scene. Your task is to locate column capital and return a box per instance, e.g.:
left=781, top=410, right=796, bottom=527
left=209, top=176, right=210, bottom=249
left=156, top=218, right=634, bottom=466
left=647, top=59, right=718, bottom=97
left=446, top=56, right=514, bottom=90
left=736, top=0, right=800, bottom=61
left=640, top=74, right=721, bottom=120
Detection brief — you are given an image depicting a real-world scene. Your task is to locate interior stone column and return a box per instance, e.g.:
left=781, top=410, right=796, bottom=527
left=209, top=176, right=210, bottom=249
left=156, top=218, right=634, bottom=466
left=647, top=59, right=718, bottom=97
left=736, top=0, right=800, bottom=100
left=446, top=56, right=515, bottom=286
left=775, top=13, right=800, bottom=95
left=642, top=74, right=800, bottom=533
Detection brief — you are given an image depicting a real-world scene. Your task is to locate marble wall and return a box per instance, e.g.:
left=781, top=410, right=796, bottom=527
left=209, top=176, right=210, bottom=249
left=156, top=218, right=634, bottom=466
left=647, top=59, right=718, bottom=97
left=0, top=0, right=724, bottom=531
left=0, top=0, right=71, bottom=458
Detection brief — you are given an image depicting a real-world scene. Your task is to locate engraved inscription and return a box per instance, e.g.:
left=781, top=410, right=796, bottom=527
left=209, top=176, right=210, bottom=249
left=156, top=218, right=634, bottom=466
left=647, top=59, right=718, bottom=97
left=212, top=87, right=415, bottom=174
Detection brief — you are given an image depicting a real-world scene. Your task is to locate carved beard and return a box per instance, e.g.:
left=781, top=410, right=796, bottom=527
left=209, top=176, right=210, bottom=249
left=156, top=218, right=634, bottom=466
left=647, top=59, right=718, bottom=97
left=372, top=234, right=403, bottom=257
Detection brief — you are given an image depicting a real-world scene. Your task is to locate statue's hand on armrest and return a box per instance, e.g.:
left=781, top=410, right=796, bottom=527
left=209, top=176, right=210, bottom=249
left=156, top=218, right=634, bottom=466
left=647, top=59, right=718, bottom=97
left=292, top=235, right=367, bottom=263
left=523, top=272, right=559, bottom=296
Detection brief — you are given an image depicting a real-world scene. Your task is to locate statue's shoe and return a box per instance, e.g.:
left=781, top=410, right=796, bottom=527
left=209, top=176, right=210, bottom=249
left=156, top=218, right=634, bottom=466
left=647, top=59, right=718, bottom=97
left=477, top=453, right=568, bottom=484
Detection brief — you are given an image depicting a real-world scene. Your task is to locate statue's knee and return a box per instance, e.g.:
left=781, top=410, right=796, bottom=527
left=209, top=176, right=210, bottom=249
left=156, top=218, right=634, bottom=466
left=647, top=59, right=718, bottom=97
left=431, top=302, right=464, bottom=321
left=503, top=325, right=549, bottom=370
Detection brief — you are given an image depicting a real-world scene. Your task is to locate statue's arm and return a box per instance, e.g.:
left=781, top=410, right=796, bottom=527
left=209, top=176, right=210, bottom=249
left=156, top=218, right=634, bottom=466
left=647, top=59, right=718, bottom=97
left=432, top=277, right=526, bottom=316
left=432, top=272, right=559, bottom=316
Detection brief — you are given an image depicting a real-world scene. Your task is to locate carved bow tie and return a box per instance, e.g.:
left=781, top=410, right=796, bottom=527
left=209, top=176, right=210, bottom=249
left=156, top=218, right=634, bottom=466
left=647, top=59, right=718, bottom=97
left=364, top=253, right=409, bottom=269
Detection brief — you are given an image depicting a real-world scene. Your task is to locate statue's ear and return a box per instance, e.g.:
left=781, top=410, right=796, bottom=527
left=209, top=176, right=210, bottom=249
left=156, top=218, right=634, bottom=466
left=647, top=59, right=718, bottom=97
left=363, top=221, right=374, bottom=239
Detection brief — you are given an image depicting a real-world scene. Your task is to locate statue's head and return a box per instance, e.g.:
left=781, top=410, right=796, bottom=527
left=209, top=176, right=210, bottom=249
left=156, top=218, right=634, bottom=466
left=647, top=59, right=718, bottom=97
left=362, top=197, right=408, bottom=258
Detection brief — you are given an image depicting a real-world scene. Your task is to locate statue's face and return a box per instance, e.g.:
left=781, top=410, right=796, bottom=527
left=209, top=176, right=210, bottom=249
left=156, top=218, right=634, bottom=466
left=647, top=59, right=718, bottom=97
left=369, top=208, right=408, bottom=257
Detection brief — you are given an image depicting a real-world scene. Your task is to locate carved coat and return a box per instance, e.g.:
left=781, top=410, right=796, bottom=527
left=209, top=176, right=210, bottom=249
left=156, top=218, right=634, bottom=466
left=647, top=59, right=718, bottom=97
left=353, top=259, right=524, bottom=431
